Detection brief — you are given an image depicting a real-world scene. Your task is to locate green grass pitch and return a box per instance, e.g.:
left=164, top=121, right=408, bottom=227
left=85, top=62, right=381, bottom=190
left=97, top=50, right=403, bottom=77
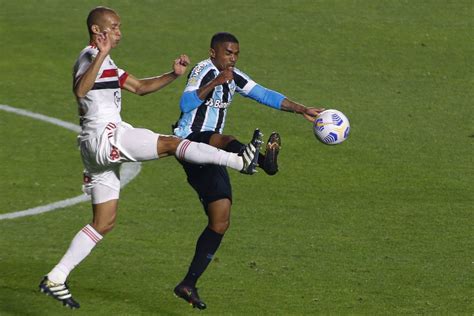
left=0, top=0, right=472, bottom=314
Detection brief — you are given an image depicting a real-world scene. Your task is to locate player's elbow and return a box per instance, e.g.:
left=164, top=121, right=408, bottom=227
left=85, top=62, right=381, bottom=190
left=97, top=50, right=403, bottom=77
left=180, top=90, right=202, bottom=112
left=179, top=97, right=188, bottom=112
left=135, top=89, right=147, bottom=96
left=248, top=85, right=284, bottom=110
left=133, top=83, right=150, bottom=96
left=73, top=79, right=93, bottom=98
left=73, top=86, right=87, bottom=98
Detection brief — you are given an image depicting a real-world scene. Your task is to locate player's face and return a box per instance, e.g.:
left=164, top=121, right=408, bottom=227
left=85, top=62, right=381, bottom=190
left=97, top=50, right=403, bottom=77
left=210, top=42, right=240, bottom=70
left=99, top=13, right=122, bottom=47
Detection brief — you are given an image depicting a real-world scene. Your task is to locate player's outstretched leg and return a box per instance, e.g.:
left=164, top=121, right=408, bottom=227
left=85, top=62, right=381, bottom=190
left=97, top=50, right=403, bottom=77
left=240, top=128, right=263, bottom=174
left=174, top=283, right=207, bottom=310
left=39, top=276, right=80, bottom=309
left=261, top=132, right=281, bottom=175
left=174, top=135, right=260, bottom=174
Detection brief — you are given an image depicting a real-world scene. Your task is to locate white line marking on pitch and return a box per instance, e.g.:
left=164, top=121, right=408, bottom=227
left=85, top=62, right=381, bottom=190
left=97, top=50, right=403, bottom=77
left=0, top=104, right=141, bottom=220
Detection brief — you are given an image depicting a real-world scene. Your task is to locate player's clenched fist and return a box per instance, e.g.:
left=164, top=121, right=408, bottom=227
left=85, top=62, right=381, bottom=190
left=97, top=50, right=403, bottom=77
left=173, top=54, right=190, bottom=76
left=214, top=67, right=234, bottom=85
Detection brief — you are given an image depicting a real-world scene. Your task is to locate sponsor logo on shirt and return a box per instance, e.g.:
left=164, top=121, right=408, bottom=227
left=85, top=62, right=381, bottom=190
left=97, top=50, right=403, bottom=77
left=192, top=62, right=206, bottom=78
left=205, top=98, right=229, bottom=109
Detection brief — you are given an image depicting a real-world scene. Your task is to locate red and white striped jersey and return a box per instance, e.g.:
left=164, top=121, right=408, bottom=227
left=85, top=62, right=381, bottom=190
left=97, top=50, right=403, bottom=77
left=73, top=45, right=129, bottom=140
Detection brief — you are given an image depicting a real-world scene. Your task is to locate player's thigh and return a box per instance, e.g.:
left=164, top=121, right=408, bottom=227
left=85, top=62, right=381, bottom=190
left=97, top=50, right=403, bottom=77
left=117, top=126, right=160, bottom=161
left=83, top=164, right=121, bottom=203
left=186, top=131, right=217, bottom=144
left=183, top=162, right=232, bottom=208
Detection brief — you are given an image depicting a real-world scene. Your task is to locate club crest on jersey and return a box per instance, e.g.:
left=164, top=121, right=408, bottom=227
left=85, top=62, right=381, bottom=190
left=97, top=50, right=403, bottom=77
left=114, top=91, right=121, bottom=107
left=205, top=98, right=229, bottom=109
left=110, top=146, right=120, bottom=160
left=188, top=77, right=198, bottom=86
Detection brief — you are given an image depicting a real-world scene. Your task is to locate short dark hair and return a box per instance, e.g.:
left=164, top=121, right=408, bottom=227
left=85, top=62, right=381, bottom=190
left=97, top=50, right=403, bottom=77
left=86, top=6, right=117, bottom=35
left=210, top=32, right=239, bottom=49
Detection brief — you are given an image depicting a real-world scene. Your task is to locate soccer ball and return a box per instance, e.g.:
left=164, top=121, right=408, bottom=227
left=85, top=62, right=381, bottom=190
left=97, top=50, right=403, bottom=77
left=313, top=109, right=350, bottom=145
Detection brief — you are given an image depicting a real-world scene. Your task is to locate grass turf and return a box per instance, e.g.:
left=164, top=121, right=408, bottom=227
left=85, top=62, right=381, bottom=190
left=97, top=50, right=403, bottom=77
left=0, top=0, right=472, bottom=314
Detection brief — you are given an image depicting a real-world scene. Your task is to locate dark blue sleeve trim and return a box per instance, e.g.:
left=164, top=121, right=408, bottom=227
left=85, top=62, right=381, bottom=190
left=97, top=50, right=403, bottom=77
left=180, top=90, right=203, bottom=112
left=247, top=84, right=285, bottom=110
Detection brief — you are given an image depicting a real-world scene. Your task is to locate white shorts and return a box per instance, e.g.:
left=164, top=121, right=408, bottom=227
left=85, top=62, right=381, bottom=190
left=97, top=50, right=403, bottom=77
left=80, top=121, right=160, bottom=204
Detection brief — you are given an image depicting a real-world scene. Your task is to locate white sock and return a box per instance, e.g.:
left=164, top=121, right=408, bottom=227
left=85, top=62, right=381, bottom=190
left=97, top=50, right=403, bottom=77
left=47, top=224, right=103, bottom=284
left=175, top=140, right=243, bottom=171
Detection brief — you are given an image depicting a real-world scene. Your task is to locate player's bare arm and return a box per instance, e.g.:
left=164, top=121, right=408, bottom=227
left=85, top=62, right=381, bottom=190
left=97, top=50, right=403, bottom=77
left=74, top=32, right=111, bottom=98
left=196, top=67, right=234, bottom=100
left=122, top=55, right=190, bottom=96
left=280, top=98, right=325, bottom=122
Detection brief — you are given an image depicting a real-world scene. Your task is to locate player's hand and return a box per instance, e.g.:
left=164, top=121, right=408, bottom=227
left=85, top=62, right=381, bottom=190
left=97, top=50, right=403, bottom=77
left=214, top=67, right=234, bottom=85
left=95, top=31, right=112, bottom=55
left=302, top=107, right=325, bottom=122
left=173, top=54, right=190, bottom=76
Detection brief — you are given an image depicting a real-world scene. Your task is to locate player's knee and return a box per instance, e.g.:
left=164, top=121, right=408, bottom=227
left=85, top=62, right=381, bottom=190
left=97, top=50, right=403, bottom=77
left=210, top=134, right=237, bottom=149
left=102, top=221, right=116, bottom=234
left=157, top=135, right=181, bottom=156
left=92, top=219, right=116, bottom=235
left=220, top=135, right=237, bottom=144
left=210, top=220, right=230, bottom=234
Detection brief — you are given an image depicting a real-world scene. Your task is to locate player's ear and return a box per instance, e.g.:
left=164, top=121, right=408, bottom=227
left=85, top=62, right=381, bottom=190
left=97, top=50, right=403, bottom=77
left=209, top=48, right=216, bottom=58
left=91, top=24, right=101, bottom=35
